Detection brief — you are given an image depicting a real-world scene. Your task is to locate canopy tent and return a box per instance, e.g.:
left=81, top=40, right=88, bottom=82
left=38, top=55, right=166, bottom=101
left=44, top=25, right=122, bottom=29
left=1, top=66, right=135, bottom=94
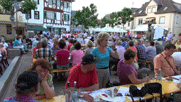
left=114, top=28, right=127, bottom=33
left=134, top=24, right=148, bottom=31
left=91, top=27, right=127, bottom=33
left=27, top=25, right=48, bottom=31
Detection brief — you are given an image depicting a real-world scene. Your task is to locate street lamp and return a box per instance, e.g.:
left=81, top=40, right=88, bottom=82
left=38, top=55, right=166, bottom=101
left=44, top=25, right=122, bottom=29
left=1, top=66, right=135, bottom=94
left=13, top=0, right=20, bottom=35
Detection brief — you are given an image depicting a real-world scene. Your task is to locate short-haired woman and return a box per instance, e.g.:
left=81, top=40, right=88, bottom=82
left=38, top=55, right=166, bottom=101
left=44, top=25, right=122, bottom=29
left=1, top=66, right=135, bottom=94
left=29, top=59, right=55, bottom=100
left=56, top=39, right=69, bottom=69
left=71, top=42, right=84, bottom=66
left=91, top=32, right=119, bottom=88
left=85, top=40, right=94, bottom=55
left=117, top=49, right=150, bottom=85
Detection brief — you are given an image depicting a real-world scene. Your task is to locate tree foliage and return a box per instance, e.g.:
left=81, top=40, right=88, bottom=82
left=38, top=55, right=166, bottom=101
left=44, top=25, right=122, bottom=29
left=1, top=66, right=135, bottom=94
left=72, top=3, right=99, bottom=29
left=0, top=0, right=37, bottom=16
left=100, top=7, right=134, bottom=28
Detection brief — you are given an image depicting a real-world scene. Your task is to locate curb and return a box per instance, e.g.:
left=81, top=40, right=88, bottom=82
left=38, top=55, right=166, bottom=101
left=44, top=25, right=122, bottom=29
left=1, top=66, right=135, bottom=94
left=0, top=56, right=21, bottom=101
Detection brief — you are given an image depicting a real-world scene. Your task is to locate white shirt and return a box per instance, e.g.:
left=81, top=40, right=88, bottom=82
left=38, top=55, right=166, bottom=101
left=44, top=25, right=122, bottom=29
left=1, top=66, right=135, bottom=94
left=116, top=45, right=125, bottom=60
left=172, top=52, right=181, bottom=67
left=3, top=43, right=8, bottom=49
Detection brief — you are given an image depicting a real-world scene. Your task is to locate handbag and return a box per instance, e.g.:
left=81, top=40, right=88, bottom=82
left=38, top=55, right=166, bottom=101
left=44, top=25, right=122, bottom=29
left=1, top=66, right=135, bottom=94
left=129, top=82, right=162, bottom=102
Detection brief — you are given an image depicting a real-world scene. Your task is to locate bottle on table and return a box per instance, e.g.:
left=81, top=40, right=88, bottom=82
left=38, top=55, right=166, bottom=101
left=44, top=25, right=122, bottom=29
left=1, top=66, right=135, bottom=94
left=71, top=81, right=79, bottom=102
left=157, top=69, right=162, bottom=83
left=65, top=81, right=71, bottom=102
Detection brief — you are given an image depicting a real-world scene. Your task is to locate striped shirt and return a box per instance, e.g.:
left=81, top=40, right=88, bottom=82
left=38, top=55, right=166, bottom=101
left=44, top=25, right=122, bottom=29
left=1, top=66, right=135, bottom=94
left=35, top=48, right=53, bottom=62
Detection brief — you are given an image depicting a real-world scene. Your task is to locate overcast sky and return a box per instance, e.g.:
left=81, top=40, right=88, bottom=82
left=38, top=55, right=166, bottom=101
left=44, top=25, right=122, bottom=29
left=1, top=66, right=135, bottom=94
left=72, top=0, right=181, bottom=19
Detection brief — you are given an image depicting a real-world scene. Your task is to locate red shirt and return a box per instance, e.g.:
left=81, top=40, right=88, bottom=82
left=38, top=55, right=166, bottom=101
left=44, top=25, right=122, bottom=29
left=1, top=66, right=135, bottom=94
left=32, top=46, right=38, bottom=59
left=67, top=43, right=73, bottom=51
left=56, top=50, right=69, bottom=65
left=128, top=46, right=138, bottom=61
left=65, top=64, right=99, bottom=89
left=127, top=32, right=130, bottom=37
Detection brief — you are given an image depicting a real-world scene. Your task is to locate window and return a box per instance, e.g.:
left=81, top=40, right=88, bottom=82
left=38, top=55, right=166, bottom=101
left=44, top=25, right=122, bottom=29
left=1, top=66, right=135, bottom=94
left=159, top=17, right=165, bottom=24
left=152, top=8, right=156, bottom=12
left=53, top=0, right=56, bottom=4
left=34, top=11, right=39, bottom=19
left=48, top=0, right=52, bottom=5
left=47, top=11, right=54, bottom=19
left=54, top=28, right=59, bottom=34
left=139, top=10, right=142, bottom=14
left=26, top=11, right=31, bottom=19
left=163, top=7, right=168, bottom=11
left=7, top=24, right=12, bottom=34
left=176, top=16, right=179, bottom=24
left=67, top=3, right=69, bottom=8
left=147, top=8, right=151, bottom=13
left=138, top=19, right=143, bottom=24
left=34, top=0, right=39, bottom=4
left=57, top=0, right=61, bottom=7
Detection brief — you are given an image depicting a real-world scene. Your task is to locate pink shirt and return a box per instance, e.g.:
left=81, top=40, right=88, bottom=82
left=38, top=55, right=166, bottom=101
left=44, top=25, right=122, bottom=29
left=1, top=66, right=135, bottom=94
left=71, top=50, right=84, bottom=66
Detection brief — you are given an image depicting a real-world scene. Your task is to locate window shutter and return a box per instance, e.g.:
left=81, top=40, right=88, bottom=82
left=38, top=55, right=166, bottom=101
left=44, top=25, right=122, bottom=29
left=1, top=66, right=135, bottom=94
left=64, top=14, right=66, bottom=21
left=52, top=0, right=53, bottom=4
left=65, top=28, right=66, bottom=31
left=60, top=0, right=61, bottom=7
left=63, top=2, right=64, bottom=7
left=44, top=11, right=47, bottom=19
left=68, top=14, right=69, bottom=21
left=67, top=3, right=69, bottom=8
left=58, top=28, right=61, bottom=35
left=54, top=12, right=56, bottom=20
left=56, top=0, right=57, bottom=6
left=52, top=28, right=55, bottom=32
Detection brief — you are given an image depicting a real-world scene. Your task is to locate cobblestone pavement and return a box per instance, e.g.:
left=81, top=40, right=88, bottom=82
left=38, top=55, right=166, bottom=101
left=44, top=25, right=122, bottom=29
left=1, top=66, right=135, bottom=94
left=3, top=51, right=33, bottom=99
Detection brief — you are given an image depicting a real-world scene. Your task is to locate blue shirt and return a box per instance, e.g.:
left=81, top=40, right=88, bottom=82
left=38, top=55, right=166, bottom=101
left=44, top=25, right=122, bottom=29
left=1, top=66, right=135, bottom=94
left=91, top=47, right=112, bottom=68
left=32, top=40, right=39, bottom=48
left=13, top=39, right=19, bottom=47
left=136, top=45, right=147, bottom=59
left=146, top=46, right=156, bottom=61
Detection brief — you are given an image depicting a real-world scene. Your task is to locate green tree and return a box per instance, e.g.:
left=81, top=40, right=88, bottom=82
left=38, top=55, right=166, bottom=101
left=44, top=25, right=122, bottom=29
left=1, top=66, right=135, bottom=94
left=117, top=8, right=134, bottom=29
left=0, top=0, right=37, bottom=16
left=72, top=3, right=99, bottom=30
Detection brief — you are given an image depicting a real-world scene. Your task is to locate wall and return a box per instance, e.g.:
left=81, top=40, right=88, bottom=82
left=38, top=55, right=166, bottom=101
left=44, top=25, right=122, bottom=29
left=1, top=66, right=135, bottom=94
left=20, top=0, right=44, bottom=25
left=172, top=13, right=181, bottom=39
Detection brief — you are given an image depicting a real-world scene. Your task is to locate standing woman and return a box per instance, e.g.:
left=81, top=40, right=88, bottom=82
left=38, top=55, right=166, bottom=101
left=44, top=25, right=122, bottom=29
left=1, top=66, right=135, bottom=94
left=91, top=32, right=119, bottom=88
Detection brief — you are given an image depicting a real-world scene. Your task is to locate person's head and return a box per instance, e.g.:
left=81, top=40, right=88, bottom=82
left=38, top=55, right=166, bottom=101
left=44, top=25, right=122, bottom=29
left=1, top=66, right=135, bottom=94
left=16, top=37, right=19, bottom=40
left=1, top=39, right=5, bottom=43
left=29, top=59, right=51, bottom=79
left=59, top=39, right=66, bottom=49
left=96, top=32, right=110, bottom=47
left=86, top=40, right=94, bottom=48
left=36, top=41, right=42, bottom=49
left=149, top=41, right=154, bottom=46
left=124, top=49, right=136, bottom=62
left=36, top=38, right=39, bottom=41
left=72, top=40, right=77, bottom=44
left=164, top=43, right=176, bottom=56
left=68, top=39, right=73, bottom=43
left=41, top=38, right=48, bottom=48
left=53, top=40, right=59, bottom=49
left=154, top=41, right=159, bottom=45
left=135, top=39, right=141, bottom=45
left=128, top=41, right=134, bottom=47
left=117, top=40, right=122, bottom=46
left=74, top=42, right=81, bottom=50
left=178, top=33, right=181, bottom=41
left=0, top=43, right=3, bottom=48
left=81, top=54, right=100, bottom=72
left=15, top=71, right=41, bottom=95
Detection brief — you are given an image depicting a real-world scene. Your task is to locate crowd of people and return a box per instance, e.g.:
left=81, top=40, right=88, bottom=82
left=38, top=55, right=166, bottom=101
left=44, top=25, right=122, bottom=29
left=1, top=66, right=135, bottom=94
left=3, top=31, right=181, bottom=101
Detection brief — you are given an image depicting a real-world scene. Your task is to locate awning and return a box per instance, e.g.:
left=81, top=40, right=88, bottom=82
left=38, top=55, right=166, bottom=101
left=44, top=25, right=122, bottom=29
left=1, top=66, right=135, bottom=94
left=27, top=25, right=48, bottom=31
left=134, top=24, right=148, bottom=31
left=145, top=18, right=155, bottom=22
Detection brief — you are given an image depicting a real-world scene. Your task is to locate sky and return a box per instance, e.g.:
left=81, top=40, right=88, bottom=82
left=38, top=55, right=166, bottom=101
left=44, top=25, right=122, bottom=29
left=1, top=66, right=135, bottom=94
left=72, top=0, right=181, bottom=19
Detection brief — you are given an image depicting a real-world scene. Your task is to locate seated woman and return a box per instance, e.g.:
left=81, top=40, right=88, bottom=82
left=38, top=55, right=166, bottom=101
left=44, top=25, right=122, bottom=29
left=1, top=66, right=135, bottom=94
left=71, top=42, right=84, bottom=66
left=56, top=39, right=69, bottom=69
left=85, top=40, right=94, bottom=55
left=117, top=49, right=150, bottom=85
left=29, top=59, right=55, bottom=100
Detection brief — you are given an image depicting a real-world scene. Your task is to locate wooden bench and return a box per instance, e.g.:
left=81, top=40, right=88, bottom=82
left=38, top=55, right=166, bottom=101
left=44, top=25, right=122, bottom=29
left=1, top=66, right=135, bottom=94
left=51, top=68, right=71, bottom=73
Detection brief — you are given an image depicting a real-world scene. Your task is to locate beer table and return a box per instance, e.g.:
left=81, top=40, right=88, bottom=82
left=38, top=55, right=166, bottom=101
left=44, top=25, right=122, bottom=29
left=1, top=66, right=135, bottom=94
left=40, top=79, right=181, bottom=102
